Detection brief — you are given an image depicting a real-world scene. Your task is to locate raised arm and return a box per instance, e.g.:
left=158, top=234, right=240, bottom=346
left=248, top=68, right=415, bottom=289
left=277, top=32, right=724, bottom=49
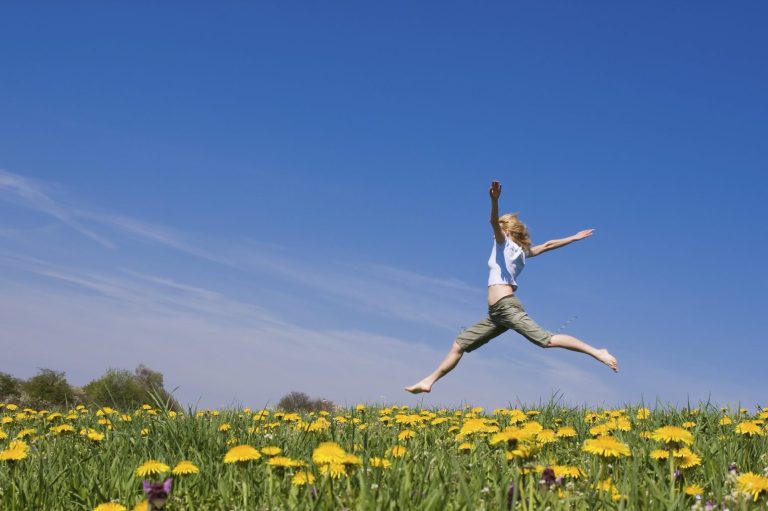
left=489, top=181, right=505, bottom=244
left=528, top=229, right=594, bottom=257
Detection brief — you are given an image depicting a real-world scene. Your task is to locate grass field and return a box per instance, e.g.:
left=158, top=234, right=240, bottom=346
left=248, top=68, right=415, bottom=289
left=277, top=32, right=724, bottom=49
left=1, top=400, right=767, bottom=510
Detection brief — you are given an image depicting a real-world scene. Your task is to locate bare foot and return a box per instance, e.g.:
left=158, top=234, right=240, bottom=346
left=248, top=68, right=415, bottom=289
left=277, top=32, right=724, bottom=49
left=404, top=380, right=432, bottom=394
left=595, top=349, right=619, bottom=372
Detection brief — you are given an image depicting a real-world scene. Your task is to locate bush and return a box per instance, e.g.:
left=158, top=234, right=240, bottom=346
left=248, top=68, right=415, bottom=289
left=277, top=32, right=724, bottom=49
left=21, top=369, right=77, bottom=407
left=0, top=372, right=23, bottom=403
left=83, top=365, right=181, bottom=411
left=277, top=391, right=334, bottom=413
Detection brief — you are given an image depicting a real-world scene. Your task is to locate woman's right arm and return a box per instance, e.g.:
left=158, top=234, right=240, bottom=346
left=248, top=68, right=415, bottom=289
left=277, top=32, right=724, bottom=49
left=489, top=181, right=505, bottom=244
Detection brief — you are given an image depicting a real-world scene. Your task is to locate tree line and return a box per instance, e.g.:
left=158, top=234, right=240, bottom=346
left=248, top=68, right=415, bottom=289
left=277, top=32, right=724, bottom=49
left=0, top=365, right=180, bottom=411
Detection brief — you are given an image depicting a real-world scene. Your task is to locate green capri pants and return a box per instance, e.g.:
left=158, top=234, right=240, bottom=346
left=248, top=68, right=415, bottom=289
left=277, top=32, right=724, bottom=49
left=455, top=294, right=553, bottom=352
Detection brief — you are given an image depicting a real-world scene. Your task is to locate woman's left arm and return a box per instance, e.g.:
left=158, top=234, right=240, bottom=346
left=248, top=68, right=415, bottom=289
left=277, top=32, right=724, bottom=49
left=528, top=229, right=594, bottom=257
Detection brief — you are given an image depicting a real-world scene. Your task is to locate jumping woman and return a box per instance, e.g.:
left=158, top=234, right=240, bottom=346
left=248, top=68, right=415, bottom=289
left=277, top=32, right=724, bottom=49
left=405, top=180, right=618, bottom=394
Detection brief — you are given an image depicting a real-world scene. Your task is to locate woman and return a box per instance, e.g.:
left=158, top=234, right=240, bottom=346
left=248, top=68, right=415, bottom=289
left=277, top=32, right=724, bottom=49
left=405, top=180, right=617, bottom=394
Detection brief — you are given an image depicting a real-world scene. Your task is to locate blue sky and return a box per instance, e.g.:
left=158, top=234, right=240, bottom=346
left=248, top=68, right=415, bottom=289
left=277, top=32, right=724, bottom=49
left=1, top=2, right=766, bottom=410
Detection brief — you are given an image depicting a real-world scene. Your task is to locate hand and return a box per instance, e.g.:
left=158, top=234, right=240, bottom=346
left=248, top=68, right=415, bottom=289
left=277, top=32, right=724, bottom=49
left=489, top=181, right=502, bottom=200
left=573, top=229, right=594, bottom=240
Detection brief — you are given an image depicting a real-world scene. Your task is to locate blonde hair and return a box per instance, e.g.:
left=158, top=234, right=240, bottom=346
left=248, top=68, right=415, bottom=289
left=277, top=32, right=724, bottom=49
left=498, top=213, right=532, bottom=254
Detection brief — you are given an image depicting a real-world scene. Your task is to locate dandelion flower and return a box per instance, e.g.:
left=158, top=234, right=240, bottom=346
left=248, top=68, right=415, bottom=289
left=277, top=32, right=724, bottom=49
left=719, top=416, right=732, bottom=426
left=684, top=484, right=704, bottom=496
left=224, top=445, right=261, bottom=464
left=390, top=445, right=407, bottom=458
left=735, top=421, right=764, bottom=436
left=650, top=449, right=670, bottom=460
left=582, top=436, right=631, bottom=458
left=50, top=424, right=75, bottom=434
left=672, top=448, right=701, bottom=469
left=0, top=440, right=29, bottom=461
left=319, top=463, right=347, bottom=478
left=261, top=446, right=282, bottom=456
left=369, top=457, right=391, bottom=468
left=15, top=428, right=36, bottom=439
left=135, top=460, right=170, bottom=477
left=457, top=442, right=473, bottom=452
left=291, top=471, right=315, bottom=486
left=555, top=427, right=577, bottom=438
left=312, top=442, right=348, bottom=465
left=398, top=429, right=416, bottom=440
left=93, top=503, right=127, bottom=511
left=636, top=408, right=651, bottom=420
left=172, top=460, right=199, bottom=475
left=552, top=465, right=584, bottom=479
left=131, top=501, right=148, bottom=511
left=651, top=426, right=693, bottom=446
left=737, top=472, right=768, bottom=501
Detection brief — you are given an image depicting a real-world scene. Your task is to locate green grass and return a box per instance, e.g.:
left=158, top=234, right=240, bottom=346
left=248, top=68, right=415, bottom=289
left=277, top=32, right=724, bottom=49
left=1, top=401, right=767, bottom=510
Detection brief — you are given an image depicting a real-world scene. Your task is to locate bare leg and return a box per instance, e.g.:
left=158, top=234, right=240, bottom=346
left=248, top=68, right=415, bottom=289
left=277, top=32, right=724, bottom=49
left=404, top=341, right=465, bottom=394
left=547, top=334, right=618, bottom=372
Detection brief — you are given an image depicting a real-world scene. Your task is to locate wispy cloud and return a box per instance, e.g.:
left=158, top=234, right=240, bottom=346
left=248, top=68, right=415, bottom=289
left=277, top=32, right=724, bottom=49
left=0, top=169, right=116, bottom=248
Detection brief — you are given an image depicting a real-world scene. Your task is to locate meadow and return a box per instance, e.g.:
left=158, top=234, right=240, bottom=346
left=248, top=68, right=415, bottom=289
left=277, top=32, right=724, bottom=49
left=1, top=400, right=767, bottom=510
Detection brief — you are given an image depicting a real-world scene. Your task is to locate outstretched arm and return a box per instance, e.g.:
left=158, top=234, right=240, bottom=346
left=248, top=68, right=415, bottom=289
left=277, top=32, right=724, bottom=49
left=528, top=229, right=594, bottom=257
left=489, top=181, right=505, bottom=244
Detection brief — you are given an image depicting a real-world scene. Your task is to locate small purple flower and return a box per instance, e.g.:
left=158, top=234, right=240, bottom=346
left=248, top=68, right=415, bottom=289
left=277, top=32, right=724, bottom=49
left=704, top=500, right=718, bottom=511
left=539, top=467, right=556, bottom=486
left=142, top=478, right=172, bottom=510
left=728, top=462, right=738, bottom=474
left=674, top=469, right=682, bottom=481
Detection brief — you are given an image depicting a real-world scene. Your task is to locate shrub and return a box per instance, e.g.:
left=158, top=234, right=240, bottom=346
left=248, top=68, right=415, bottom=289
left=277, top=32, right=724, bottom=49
left=0, top=372, right=23, bottom=403
left=277, top=391, right=334, bottom=413
left=21, top=369, right=77, bottom=407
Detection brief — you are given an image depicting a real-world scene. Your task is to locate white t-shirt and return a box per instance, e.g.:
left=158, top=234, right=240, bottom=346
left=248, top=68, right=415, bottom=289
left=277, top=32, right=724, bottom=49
left=488, top=237, right=526, bottom=289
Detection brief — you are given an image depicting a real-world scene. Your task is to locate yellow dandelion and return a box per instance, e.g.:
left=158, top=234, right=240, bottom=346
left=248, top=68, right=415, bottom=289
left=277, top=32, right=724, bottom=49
left=50, top=424, right=75, bottom=434
left=93, top=503, right=127, bottom=511
left=342, top=453, right=362, bottom=466
left=318, top=463, right=346, bottom=478
left=15, top=428, right=36, bottom=439
left=552, top=465, right=584, bottom=479
left=224, top=444, right=261, bottom=464
left=218, top=423, right=231, bottom=432
left=0, top=440, right=29, bottom=462
left=536, top=429, right=557, bottom=444
left=685, top=484, right=704, bottom=496
left=737, top=472, right=768, bottom=501
left=672, top=448, right=702, bottom=469
left=261, top=446, right=282, bottom=456
left=681, top=421, right=696, bottom=428
left=369, top=457, right=391, bottom=468
left=720, top=416, right=732, bottom=426
left=0, top=430, right=6, bottom=440
left=291, top=470, right=315, bottom=486
left=312, top=442, right=348, bottom=465
left=132, top=500, right=148, bottom=511
left=267, top=456, right=302, bottom=468
left=651, top=426, right=693, bottom=446
left=135, top=460, right=170, bottom=477
left=555, top=427, right=577, bottom=438
left=582, top=436, right=631, bottom=458
left=639, top=431, right=653, bottom=439
left=390, top=445, right=407, bottom=458
left=398, top=429, right=416, bottom=440
left=636, top=408, right=651, bottom=420
left=172, top=460, right=199, bottom=475
left=650, top=449, right=670, bottom=460
left=735, top=421, right=764, bottom=436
